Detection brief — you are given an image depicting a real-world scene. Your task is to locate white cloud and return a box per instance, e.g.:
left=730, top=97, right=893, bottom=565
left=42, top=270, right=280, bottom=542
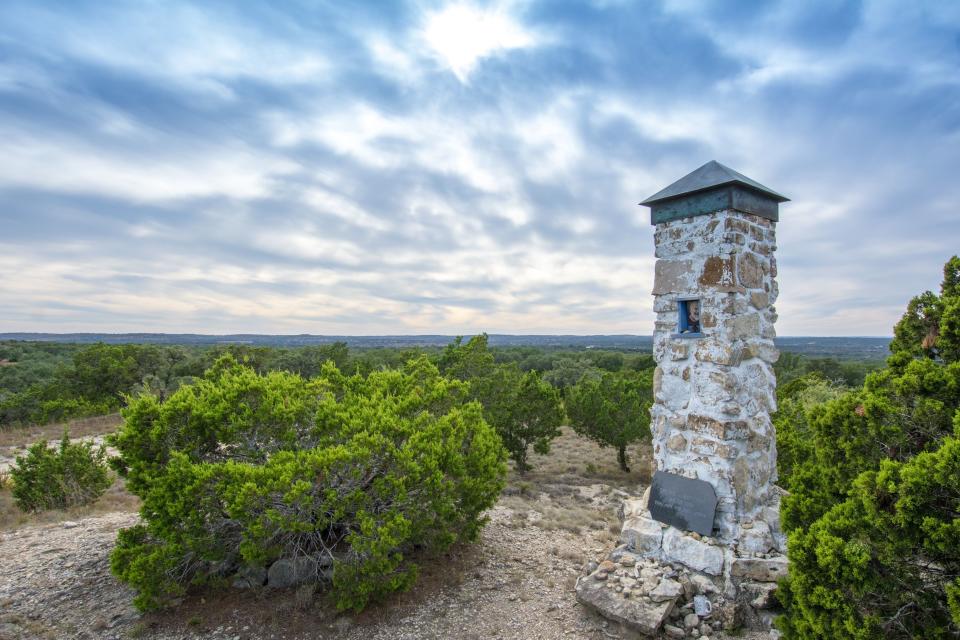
left=513, top=96, right=585, bottom=182
left=420, top=2, right=538, bottom=82
left=264, top=102, right=514, bottom=193
left=0, top=127, right=298, bottom=201
left=663, top=0, right=960, bottom=93
left=304, top=187, right=394, bottom=232
left=364, top=33, right=425, bottom=82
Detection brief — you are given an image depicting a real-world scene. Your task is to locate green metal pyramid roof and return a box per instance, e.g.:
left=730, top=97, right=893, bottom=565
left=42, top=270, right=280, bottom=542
left=640, top=160, right=789, bottom=206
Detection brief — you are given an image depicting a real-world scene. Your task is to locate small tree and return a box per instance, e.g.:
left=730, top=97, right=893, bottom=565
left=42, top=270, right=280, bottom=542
left=542, top=357, right=595, bottom=390
left=480, top=368, right=565, bottom=473
left=437, top=334, right=496, bottom=382
left=890, top=255, right=960, bottom=362
left=566, top=370, right=653, bottom=472
left=439, top=336, right=565, bottom=473
left=11, top=432, right=112, bottom=512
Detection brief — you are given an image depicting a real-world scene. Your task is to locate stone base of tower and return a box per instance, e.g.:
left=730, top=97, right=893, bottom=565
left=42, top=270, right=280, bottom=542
left=576, top=489, right=788, bottom=637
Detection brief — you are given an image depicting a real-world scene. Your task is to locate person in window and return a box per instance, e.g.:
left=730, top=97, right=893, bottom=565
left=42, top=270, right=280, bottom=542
left=685, top=300, right=701, bottom=333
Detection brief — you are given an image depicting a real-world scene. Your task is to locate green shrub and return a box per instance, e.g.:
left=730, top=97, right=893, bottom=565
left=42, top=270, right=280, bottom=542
left=10, top=432, right=111, bottom=512
left=110, top=355, right=506, bottom=612
left=773, top=373, right=848, bottom=497
left=777, top=257, right=960, bottom=638
left=777, top=358, right=960, bottom=534
left=777, top=424, right=960, bottom=638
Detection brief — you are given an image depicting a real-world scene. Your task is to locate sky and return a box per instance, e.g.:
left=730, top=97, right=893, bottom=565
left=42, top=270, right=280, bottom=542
left=1, top=0, right=958, bottom=337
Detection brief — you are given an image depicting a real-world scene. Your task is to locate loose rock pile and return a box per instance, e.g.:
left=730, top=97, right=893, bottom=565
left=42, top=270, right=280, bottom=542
left=576, top=492, right=787, bottom=637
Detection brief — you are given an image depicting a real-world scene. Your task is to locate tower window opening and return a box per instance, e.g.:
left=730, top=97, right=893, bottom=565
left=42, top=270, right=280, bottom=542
left=677, top=299, right=702, bottom=335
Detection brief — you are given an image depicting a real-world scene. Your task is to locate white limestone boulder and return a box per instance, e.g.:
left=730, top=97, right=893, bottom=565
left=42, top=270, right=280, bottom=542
left=620, top=516, right=664, bottom=555
left=662, top=528, right=724, bottom=576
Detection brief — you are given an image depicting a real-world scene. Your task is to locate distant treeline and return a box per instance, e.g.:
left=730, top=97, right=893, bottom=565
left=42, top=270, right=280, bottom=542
left=0, top=333, right=892, bottom=360
left=0, top=338, right=882, bottom=430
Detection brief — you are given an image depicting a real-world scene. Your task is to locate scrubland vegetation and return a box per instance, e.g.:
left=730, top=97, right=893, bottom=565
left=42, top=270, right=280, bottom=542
left=110, top=355, right=507, bottom=612
left=5, top=262, right=951, bottom=638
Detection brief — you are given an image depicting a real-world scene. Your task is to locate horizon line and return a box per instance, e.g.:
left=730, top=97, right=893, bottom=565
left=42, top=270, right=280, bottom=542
left=0, top=332, right=894, bottom=339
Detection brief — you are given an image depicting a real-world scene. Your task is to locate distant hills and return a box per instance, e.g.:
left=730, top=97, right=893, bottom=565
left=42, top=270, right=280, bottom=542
left=0, top=333, right=891, bottom=360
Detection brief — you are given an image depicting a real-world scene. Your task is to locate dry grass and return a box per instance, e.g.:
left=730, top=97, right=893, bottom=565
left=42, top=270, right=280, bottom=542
left=0, top=413, right=122, bottom=447
left=0, top=476, right=140, bottom=531
left=506, top=426, right=652, bottom=493
left=498, top=426, right=653, bottom=539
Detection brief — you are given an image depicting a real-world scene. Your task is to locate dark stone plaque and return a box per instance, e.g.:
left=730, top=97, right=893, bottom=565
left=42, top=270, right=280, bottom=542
left=648, top=470, right=717, bottom=536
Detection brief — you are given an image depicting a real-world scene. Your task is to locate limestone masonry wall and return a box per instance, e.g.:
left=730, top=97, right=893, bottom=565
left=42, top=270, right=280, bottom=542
left=650, top=210, right=781, bottom=544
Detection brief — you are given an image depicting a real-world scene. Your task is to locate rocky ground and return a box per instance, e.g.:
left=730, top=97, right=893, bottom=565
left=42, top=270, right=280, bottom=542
left=0, top=427, right=773, bottom=640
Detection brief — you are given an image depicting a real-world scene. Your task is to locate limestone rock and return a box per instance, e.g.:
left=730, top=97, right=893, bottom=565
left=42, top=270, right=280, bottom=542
left=607, top=545, right=633, bottom=564
left=730, top=556, right=788, bottom=582
left=621, top=516, right=664, bottom=555
left=670, top=342, right=690, bottom=360
left=691, top=575, right=718, bottom=595
left=738, top=252, right=764, bottom=288
left=650, top=578, right=684, bottom=602
left=576, top=575, right=676, bottom=636
left=739, top=520, right=773, bottom=555
left=695, top=342, right=743, bottom=366
left=663, top=623, right=686, bottom=639
left=686, top=414, right=744, bottom=439
left=699, top=256, right=737, bottom=290
left=684, top=612, right=701, bottom=629
left=662, top=528, right=724, bottom=576
left=639, top=566, right=662, bottom=581
left=727, top=313, right=760, bottom=340
left=640, top=485, right=652, bottom=510
left=232, top=565, right=267, bottom=589
left=741, top=581, right=778, bottom=609
left=267, top=557, right=317, bottom=589
left=621, top=494, right=648, bottom=521
left=745, top=341, right=779, bottom=364
left=762, top=503, right=788, bottom=553
left=749, top=291, right=769, bottom=309
left=667, top=433, right=688, bottom=452
left=654, top=259, right=695, bottom=295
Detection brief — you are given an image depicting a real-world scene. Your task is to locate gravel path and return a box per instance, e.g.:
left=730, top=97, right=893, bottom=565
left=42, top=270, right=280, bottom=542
left=0, top=512, right=141, bottom=639
left=0, top=505, right=619, bottom=640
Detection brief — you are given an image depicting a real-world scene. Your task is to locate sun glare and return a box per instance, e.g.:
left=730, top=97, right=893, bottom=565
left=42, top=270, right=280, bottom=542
left=422, top=2, right=535, bottom=82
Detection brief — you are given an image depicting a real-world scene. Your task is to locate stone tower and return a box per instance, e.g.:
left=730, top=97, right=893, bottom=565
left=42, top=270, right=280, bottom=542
left=642, top=160, right=786, bottom=544
left=575, top=162, right=790, bottom=634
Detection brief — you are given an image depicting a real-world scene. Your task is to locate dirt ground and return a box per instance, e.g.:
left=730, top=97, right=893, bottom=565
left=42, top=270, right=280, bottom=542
left=0, top=414, right=122, bottom=448
left=0, top=424, right=770, bottom=640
